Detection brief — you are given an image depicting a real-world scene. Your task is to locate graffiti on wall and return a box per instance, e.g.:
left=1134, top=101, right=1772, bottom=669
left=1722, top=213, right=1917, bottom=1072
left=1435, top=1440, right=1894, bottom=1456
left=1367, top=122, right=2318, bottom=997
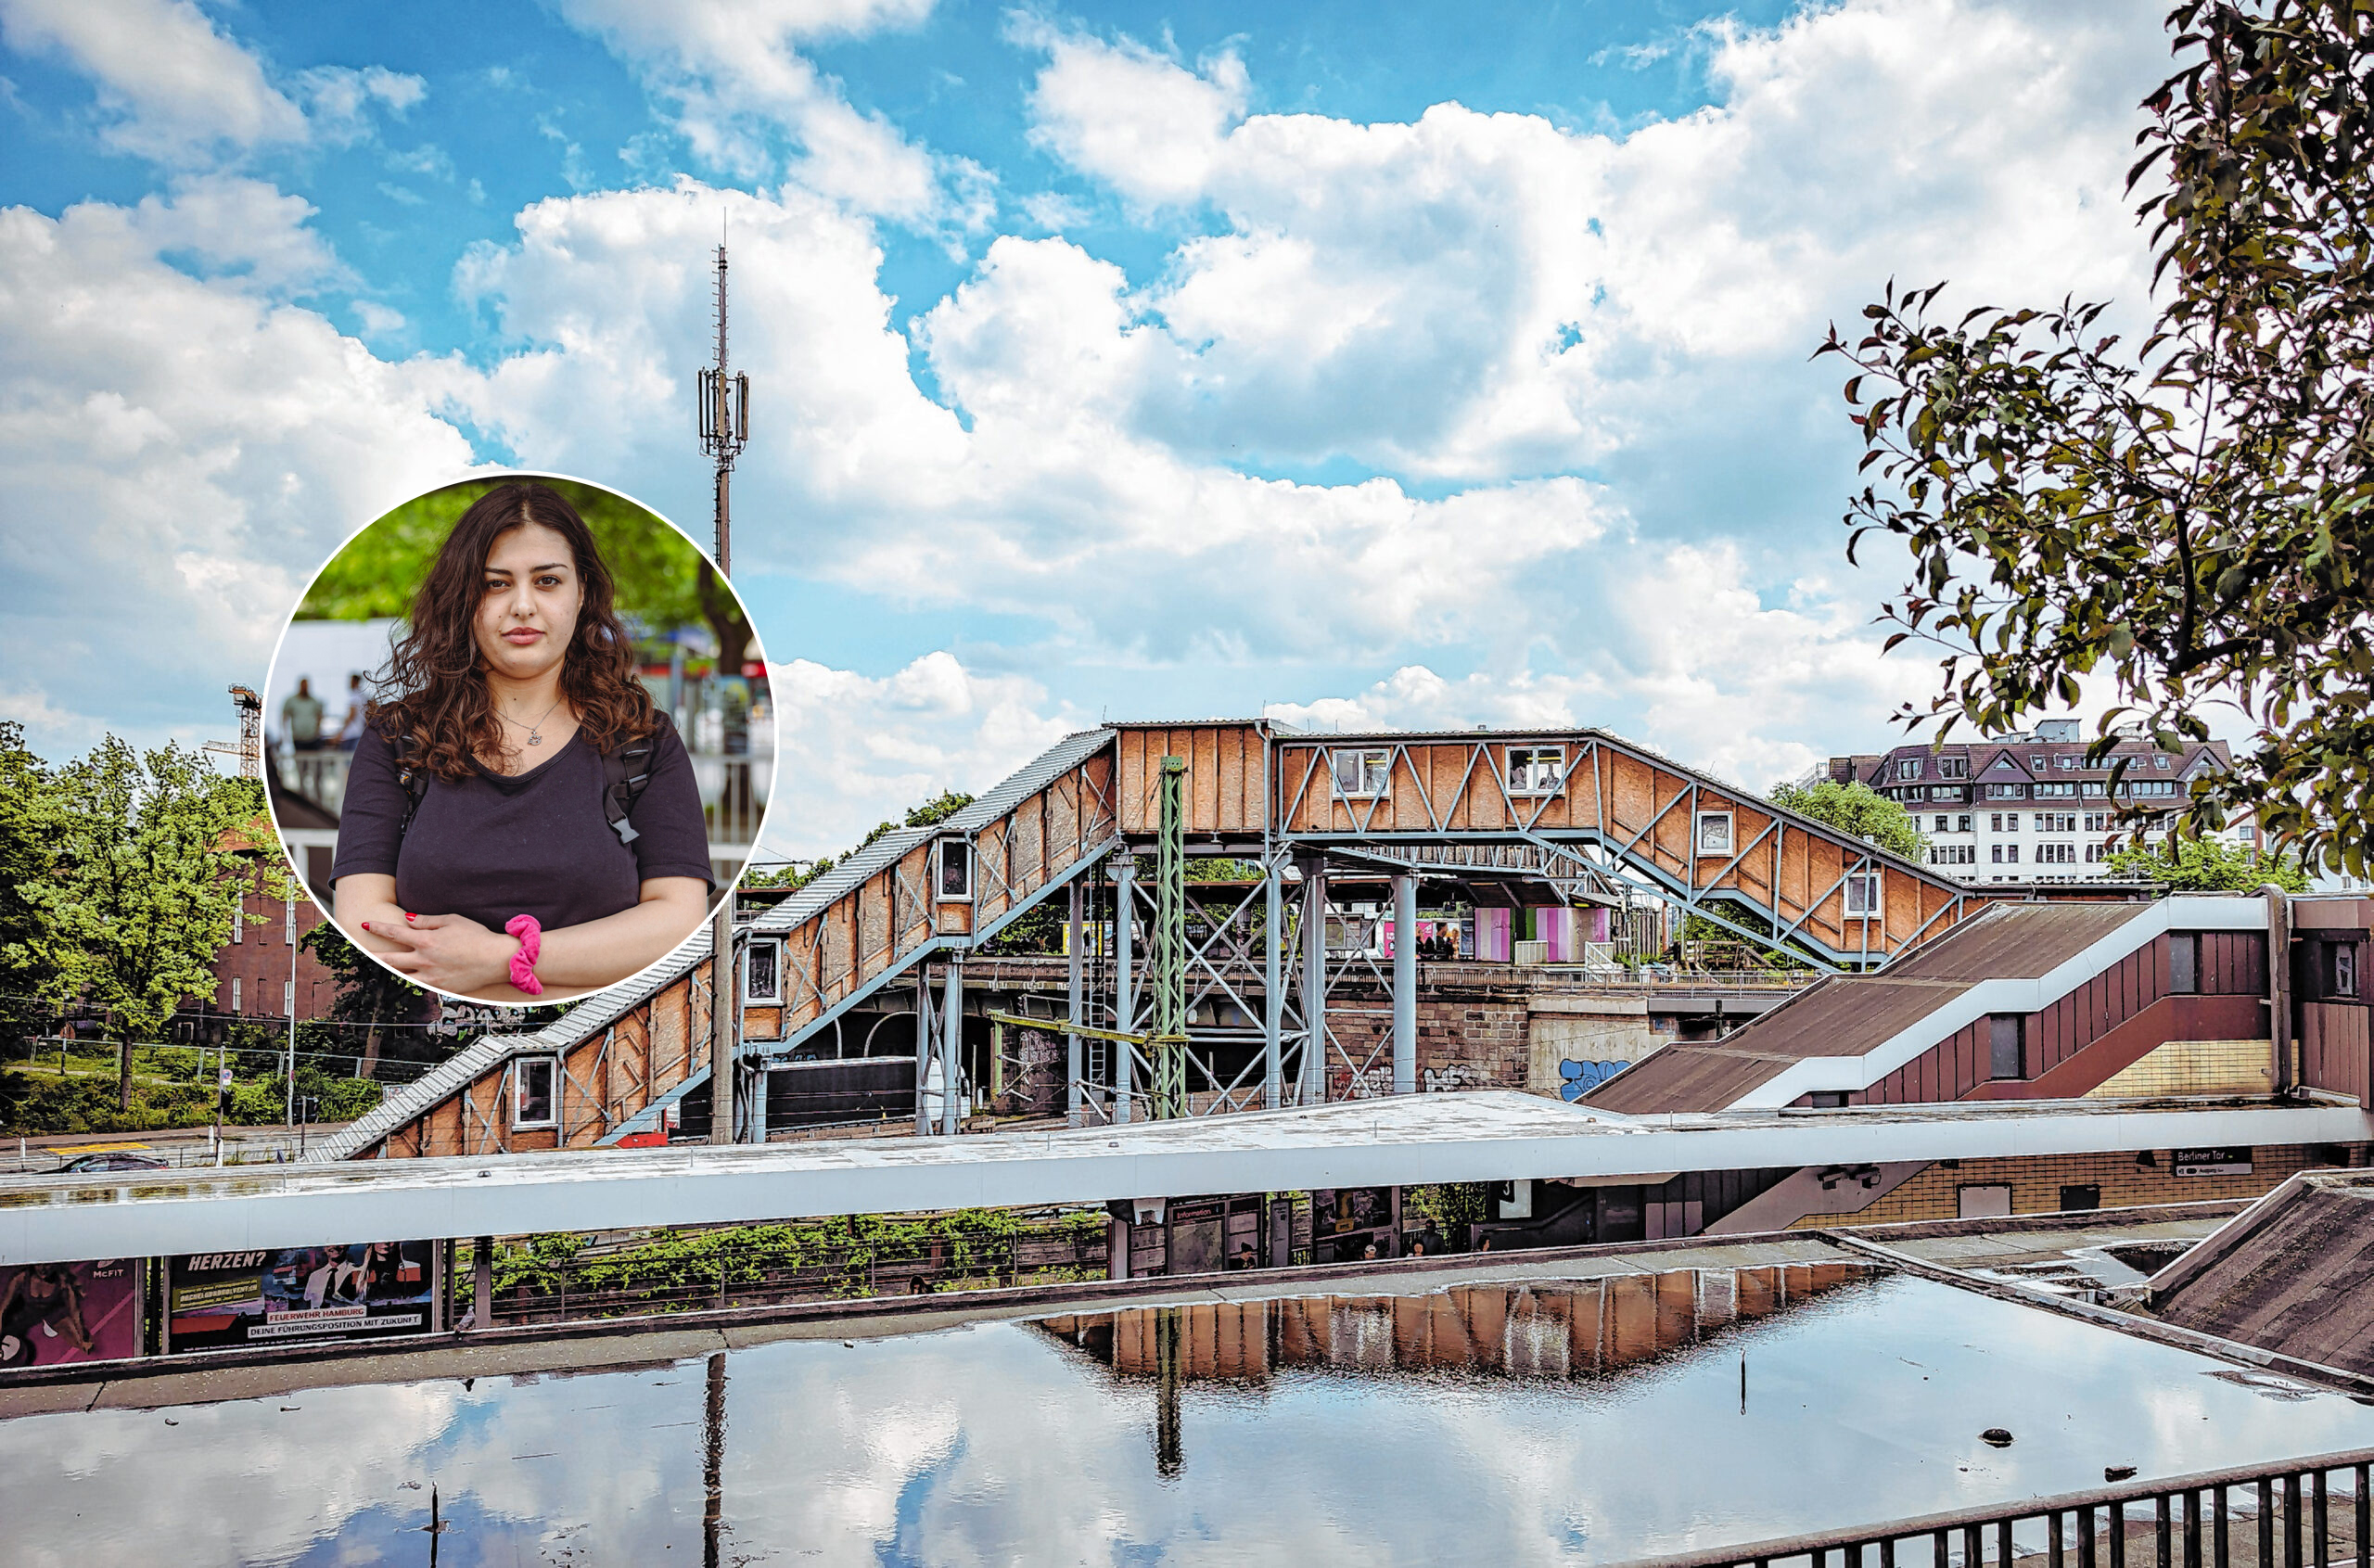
left=1558, top=1060, right=1626, bottom=1101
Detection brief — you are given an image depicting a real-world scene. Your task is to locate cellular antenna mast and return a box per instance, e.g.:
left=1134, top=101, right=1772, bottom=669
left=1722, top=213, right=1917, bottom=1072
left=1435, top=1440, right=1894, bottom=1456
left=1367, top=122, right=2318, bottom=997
left=697, top=234, right=751, bottom=573
left=695, top=225, right=753, bottom=1147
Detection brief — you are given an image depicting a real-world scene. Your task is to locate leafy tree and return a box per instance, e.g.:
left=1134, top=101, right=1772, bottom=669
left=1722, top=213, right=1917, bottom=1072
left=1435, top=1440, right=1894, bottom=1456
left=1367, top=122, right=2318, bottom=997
left=2103, top=836, right=2311, bottom=892
left=746, top=792, right=981, bottom=895
left=0, top=722, right=59, bottom=1039
left=7, top=739, right=286, bottom=1108
left=301, top=923, right=430, bottom=1079
left=1819, top=0, right=2373, bottom=875
left=296, top=476, right=756, bottom=671
left=1768, top=779, right=1929, bottom=861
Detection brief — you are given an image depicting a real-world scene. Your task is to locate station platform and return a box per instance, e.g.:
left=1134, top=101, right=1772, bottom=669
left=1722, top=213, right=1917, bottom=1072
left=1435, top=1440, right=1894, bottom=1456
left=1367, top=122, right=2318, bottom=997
left=3, top=1090, right=2364, bottom=1264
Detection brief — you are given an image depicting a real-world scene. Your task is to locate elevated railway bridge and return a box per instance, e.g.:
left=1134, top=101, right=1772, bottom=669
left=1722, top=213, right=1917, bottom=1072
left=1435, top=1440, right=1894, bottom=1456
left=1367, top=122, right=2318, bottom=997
left=314, top=719, right=2005, bottom=1163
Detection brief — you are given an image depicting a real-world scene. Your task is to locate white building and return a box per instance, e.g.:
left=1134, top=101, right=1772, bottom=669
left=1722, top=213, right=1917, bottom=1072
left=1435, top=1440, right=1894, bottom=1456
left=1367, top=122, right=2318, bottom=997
left=1826, top=720, right=2256, bottom=886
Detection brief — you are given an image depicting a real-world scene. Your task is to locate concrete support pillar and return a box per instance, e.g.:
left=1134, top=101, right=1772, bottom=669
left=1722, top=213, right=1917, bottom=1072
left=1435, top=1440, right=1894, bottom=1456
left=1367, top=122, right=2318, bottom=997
left=1066, top=879, right=1085, bottom=1128
left=1263, top=856, right=1286, bottom=1110
left=913, top=971, right=931, bottom=1136
left=471, top=1235, right=492, bottom=1331
left=939, top=962, right=964, bottom=1137
left=1298, top=863, right=1329, bottom=1104
left=1113, top=859, right=1136, bottom=1125
left=1107, top=1214, right=1130, bottom=1281
left=745, top=1063, right=768, bottom=1145
left=1392, top=873, right=1417, bottom=1096
left=707, top=907, right=734, bottom=1144
left=2268, top=883, right=2296, bottom=1093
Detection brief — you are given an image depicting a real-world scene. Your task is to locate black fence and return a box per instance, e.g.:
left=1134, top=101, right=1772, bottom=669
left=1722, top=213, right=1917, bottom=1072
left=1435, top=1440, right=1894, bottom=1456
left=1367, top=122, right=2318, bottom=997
left=1622, top=1448, right=2374, bottom=1568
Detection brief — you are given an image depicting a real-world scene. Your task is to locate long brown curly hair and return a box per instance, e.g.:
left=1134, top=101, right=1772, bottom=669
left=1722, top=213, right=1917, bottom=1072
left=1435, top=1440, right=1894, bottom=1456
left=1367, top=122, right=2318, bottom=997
left=371, top=481, right=655, bottom=780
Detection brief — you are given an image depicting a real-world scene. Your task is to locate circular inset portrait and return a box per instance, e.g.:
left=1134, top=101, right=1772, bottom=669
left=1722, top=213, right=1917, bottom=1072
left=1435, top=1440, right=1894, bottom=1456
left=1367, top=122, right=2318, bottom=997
left=265, top=474, right=772, bottom=1002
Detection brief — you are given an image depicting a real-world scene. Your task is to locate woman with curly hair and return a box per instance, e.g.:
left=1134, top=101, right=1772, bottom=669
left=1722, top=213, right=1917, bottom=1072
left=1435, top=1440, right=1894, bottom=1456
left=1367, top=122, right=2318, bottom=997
left=333, top=481, right=714, bottom=1001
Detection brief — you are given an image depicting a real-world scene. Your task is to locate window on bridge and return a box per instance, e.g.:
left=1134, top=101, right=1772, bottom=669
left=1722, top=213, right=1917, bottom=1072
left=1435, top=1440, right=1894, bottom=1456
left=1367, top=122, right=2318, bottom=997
left=1505, top=746, right=1564, bottom=796
left=1844, top=872, right=1883, bottom=917
left=1694, top=810, right=1732, bottom=855
left=1331, top=747, right=1390, bottom=799
left=514, top=1056, right=557, bottom=1128
left=745, top=938, right=782, bottom=1003
left=937, top=838, right=973, bottom=901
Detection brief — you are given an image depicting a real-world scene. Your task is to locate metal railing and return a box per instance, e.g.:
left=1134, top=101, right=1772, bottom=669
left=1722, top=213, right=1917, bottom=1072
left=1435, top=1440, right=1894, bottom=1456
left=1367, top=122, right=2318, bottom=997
left=1621, top=1447, right=2374, bottom=1568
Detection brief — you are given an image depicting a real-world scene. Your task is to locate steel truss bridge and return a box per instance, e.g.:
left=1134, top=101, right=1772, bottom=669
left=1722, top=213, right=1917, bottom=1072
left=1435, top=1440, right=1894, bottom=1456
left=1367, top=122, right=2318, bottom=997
left=322, top=720, right=2003, bottom=1160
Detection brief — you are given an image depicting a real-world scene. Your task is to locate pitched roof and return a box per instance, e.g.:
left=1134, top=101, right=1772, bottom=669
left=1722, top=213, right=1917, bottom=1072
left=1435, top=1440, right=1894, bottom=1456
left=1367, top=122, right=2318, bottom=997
left=1583, top=901, right=2154, bottom=1115
left=2149, top=1172, right=2374, bottom=1376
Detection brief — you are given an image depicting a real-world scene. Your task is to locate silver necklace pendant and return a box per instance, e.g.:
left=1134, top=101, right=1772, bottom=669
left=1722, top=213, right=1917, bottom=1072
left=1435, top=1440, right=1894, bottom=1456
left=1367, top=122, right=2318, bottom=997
left=528, top=733, right=542, bottom=746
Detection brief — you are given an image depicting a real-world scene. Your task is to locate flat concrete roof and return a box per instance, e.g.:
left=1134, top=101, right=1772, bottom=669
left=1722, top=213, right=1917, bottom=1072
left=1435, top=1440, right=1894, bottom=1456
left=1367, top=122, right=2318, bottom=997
left=3, top=1090, right=2364, bottom=1266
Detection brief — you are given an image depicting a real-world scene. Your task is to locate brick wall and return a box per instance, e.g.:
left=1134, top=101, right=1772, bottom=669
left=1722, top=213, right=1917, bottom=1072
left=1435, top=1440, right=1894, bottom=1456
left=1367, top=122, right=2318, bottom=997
left=1322, top=993, right=1534, bottom=1097
left=208, top=886, right=338, bottom=1021
left=1786, top=1143, right=2317, bottom=1229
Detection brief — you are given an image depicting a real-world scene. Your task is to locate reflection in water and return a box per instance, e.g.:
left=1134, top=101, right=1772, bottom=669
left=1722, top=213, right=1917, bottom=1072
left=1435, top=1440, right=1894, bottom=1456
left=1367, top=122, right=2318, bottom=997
left=703, top=1351, right=725, bottom=1568
left=1044, top=1263, right=1865, bottom=1387
left=12, top=1268, right=2374, bottom=1567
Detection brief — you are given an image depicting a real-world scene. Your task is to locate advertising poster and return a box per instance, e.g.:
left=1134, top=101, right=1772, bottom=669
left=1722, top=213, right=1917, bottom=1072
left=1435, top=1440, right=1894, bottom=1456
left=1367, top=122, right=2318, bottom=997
left=166, top=1243, right=440, bottom=1354
left=0, top=1259, right=143, bottom=1368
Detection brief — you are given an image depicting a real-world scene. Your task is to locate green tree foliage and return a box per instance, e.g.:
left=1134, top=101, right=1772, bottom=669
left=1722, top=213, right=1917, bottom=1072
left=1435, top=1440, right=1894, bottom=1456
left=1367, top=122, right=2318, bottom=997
left=2103, top=836, right=2311, bottom=892
left=6, top=738, right=286, bottom=1108
left=748, top=792, right=980, bottom=894
left=1819, top=0, right=2374, bottom=875
left=488, top=1208, right=1110, bottom=1302
left=1769, top=779, right=1929, bottom=860
left=301, top=924, right=430, bottom=1079
left=296, top=477, right=756, bottom=671
left=0, top=722, right=59, bottom=1038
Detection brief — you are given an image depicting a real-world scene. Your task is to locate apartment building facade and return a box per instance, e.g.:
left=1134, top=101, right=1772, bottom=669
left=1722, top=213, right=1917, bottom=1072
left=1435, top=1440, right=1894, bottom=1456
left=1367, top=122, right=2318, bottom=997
left=1826, top=720, right=2254, bottom=886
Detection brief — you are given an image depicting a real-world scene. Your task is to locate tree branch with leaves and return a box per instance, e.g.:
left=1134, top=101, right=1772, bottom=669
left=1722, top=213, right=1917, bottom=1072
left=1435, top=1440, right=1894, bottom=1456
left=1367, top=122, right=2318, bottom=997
left=1819, top=0, right=2373, bottom=875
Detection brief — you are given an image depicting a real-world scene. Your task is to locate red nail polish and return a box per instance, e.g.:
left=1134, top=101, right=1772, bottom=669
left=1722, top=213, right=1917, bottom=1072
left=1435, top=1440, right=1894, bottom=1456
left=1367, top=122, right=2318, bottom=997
left=360, top=922, right=370, bottom=930
left=403, top=911, right=415, bottom=923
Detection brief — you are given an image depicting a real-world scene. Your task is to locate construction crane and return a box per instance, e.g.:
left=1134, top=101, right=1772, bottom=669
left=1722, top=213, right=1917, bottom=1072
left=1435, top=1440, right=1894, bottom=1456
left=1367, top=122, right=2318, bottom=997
left=203, top=685, right=262, bottom=778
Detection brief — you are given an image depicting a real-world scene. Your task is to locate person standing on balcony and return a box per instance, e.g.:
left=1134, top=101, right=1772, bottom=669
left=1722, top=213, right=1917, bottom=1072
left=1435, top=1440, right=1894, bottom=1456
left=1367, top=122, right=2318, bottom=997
left=330, top=481, right=716, bottom=1002
left=281, top=678, right=325, bottom=751
left=332, top=672, right=368, bottom=753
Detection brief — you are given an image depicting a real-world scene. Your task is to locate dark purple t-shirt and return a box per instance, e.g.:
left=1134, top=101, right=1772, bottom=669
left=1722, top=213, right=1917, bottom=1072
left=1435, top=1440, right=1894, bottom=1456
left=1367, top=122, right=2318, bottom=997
left=332, top=721, right=714, bottom=932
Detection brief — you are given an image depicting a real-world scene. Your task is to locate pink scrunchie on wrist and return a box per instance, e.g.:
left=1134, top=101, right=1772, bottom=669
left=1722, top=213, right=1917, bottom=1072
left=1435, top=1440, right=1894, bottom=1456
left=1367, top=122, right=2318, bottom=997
left=505, top=914, right=543, bottom=996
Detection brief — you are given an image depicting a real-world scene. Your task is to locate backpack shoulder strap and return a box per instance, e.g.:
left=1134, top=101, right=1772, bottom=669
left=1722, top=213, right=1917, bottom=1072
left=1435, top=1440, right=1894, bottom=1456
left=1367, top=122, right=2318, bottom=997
left=391, top=729, right=432, bottom=845
left=602, top=711, right=673, bottom=847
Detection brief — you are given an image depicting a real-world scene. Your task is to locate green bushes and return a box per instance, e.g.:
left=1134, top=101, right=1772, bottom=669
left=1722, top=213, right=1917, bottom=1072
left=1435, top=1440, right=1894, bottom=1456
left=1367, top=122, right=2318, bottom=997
left=491, top=1207, right=1113, bottom=1305
left=0, top=1061, right=384, bottom=1135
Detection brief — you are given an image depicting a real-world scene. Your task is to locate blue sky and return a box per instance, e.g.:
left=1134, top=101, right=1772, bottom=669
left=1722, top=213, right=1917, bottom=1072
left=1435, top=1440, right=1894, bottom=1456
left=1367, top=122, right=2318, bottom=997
left=0, top=0, right=2175, bottom=855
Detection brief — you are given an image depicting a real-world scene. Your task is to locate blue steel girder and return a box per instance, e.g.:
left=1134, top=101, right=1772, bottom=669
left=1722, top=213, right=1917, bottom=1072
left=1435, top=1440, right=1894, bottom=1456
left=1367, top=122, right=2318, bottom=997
left=753, top=835, right=1123, bottom=1067
left=1266, top=727, right=1966, bottom=971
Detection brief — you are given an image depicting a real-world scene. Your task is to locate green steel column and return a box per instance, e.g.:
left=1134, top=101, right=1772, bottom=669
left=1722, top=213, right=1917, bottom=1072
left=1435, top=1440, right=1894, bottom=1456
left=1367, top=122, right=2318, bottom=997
left=1153, top=756, right=1189, bottom=1119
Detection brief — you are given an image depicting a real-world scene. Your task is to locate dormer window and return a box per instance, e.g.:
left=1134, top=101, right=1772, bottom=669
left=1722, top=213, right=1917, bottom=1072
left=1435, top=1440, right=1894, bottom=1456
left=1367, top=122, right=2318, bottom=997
left=1936, top=758, right=1967, bottom=780
left=2154, top=755, right=2170, bottom=771
left=1896, top=759, right=1921, bottom=781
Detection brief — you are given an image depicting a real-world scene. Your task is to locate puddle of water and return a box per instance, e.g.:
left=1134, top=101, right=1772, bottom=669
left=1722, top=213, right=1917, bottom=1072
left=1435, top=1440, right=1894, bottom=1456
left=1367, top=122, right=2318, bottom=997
left=4, top=1267, right=2371, bottom=1566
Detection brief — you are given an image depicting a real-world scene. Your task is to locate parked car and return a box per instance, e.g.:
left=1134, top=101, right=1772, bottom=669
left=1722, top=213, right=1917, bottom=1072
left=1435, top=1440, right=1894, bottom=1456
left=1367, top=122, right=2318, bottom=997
left=55, top=1151, right=169, bottom=1173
